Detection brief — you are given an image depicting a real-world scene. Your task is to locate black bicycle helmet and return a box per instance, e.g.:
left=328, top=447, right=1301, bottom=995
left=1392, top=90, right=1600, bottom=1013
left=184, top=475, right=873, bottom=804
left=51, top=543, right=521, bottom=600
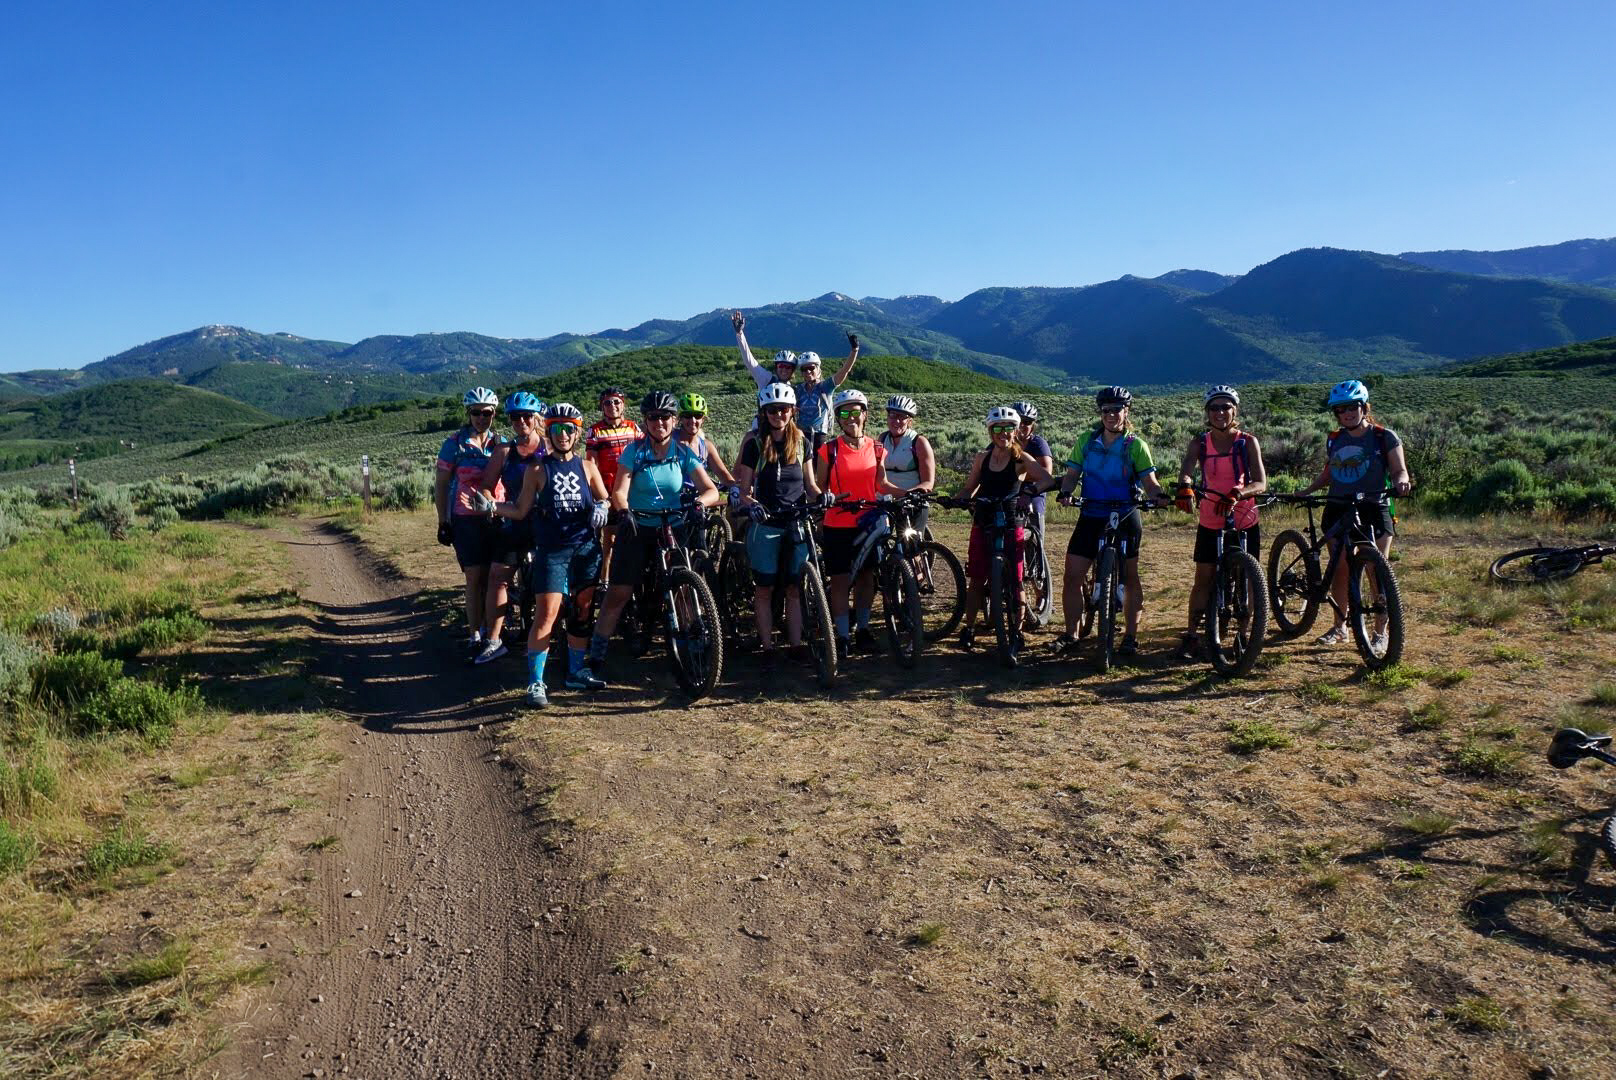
left=599, top=386, right=626, bottom=403
left=640, top=390, right=678, bottom=415
left=1096, top=385, right=1133, bottom=408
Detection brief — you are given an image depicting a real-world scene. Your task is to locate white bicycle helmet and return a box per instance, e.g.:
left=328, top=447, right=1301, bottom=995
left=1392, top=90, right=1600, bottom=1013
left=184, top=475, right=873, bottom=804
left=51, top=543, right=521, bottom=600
left=796, top=351, right=822, bottom=369
left=1011, top=400, right=1038, bottom=422
left=462, top=386, right=499, bottom=408
left=772, top=349, right=797, bottom=367
left=832, top=388, right=869, bottom=410
left=886, top=395, right=918, bottom=417
left=986, top=405, right=1022, bottom=427
left=545, top=402, right=584, bottom=423
left=757, top=382, right=797, bottom=408
left=1204, top=384, right=1240, bottom=407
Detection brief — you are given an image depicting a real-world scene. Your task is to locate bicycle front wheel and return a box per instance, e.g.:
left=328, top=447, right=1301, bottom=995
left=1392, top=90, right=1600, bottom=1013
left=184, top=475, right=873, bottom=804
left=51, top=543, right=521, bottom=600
left=716, top=542, right=756, bottom=650
left=1348, top=545, right=1404, bottom=671
left=800, top=564, right=837, bottom=690
left=915, top=540, right=965, bottom=642
left=664, top=566, right=724, bottom=698
left=991, top=556, right=1019, bottom=668
left=1266, top=529, right=1321, bottom=640
left=1207, top=548, right=1267, bottom=678
left=1094, top=548, right=1119, bottom=674
left=881, top=558, right=925, bottom=669
left=1488, top=546, right=1585, bottom=585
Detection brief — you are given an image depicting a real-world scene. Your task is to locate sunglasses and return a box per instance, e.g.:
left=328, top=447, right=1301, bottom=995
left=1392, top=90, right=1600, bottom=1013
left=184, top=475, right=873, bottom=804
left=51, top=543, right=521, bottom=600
left=645, top=411, right=675, bottom=421
left=1206, top=403, right=1234, bottom=412
left=1099, top=406, right=1126, bottom=416
left=469, top=409, right=495, bottom=418
left=547, top=422, right=579, bottom=435
left=763, top=405, right=792, bottom=416
left=836, top=407, right=866, bottom=418
left=989, top=423, right=1016, bottom=434
left=511, top=412, right=537, bottom=421
left=1333, top=403, right=1364, bottom=412
left=678, top=412, right=704, bottom=420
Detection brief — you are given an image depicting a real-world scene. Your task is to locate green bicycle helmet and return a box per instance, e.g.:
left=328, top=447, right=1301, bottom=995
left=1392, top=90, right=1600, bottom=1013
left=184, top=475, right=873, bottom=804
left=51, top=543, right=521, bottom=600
left=678, top=391, right=707, bottom=416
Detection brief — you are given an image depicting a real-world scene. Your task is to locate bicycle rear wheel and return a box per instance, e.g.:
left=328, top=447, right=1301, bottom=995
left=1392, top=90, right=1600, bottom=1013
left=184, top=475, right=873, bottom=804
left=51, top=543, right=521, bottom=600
left=800, top=564, right=837, bottom=689
left=915, top=540, right=965, bottom=642
left=1266, top=529, right=1321, bottom=639
left=1094, top=548, right=1119, bottom=674
left=1022, top=530, right=1053, bottom=629
left=1207, top=549, right=1267, bottom=677
left=1601, top=813, right=1616, bottom=871
left=881, top=558, right=924, bottom=669
left=664, top=565, right=724, bottom=698
left=1488, top=546, right=1585, bottom=585
left=990, top=557, right=1019, bottom=668
left=1348, top=544, right=1404, bottom=671
left=716, top=541, right=757, bottom=650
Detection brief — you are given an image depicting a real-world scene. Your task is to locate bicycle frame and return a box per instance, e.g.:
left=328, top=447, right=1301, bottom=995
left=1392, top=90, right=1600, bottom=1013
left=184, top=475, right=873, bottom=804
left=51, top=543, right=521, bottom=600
left=1272, top=492, right=1388, bottom=617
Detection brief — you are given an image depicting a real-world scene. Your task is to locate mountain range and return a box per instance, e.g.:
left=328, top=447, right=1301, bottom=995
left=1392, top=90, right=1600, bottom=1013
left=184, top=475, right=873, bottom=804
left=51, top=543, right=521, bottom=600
left=3, top=237, right=1613, bottom=416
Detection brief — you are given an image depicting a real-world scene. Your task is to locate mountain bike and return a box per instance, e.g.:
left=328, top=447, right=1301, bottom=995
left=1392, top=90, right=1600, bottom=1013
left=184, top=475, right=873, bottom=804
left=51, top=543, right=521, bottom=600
left=837, top=498, right=926, bottom=668
left=715, top=503, right=837, bottom=689
left=1547, top=728, right=1616, bottom=869
left=893, top=492, right=965, bottom=643
left=500, top=548, right=537, bottom=648
left=1191, top=485, right=1266, bottom=677
left=1490, top=542, right=1616, bottom=585
left=1265, top=492, right=1404, bottom=671
left=1063, top=496, right=1160, bottom=674
left=961, top=491, right=1031, bottom=668
left=621, top=507, right=725, bottom=698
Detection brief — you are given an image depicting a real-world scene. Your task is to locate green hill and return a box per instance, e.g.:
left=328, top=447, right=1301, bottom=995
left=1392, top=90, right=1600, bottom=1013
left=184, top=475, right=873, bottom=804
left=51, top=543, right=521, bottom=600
left=185, top=363, right=486, bottom=419
left=1399, top=237, right=1616, bottom=288
left=0, top=379, right=277, bottom=472
left=1437, top=336, right=1616, bottom=378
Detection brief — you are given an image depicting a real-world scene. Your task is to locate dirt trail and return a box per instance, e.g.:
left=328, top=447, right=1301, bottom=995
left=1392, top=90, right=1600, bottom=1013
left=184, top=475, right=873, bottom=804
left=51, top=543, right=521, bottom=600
left=231, top=522, right=628, bottom=1079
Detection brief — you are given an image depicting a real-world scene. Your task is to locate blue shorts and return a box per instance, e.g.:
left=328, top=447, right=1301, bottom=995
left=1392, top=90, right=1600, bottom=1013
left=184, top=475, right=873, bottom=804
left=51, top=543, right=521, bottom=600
left=451, top=516, right=494, bottom=570
left=532, top=540, right=602, bottom=596
left=746, top=522, right=810, bottom=587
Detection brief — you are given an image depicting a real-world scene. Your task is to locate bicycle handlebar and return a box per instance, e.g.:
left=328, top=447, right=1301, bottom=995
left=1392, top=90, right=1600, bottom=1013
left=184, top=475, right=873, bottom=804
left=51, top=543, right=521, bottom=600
left=1264, top=491, right=1394, bottom=508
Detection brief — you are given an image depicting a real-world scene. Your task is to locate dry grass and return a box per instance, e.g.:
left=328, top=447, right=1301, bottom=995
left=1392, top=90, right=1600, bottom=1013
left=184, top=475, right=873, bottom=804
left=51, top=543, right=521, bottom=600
left=342, top=507, right=1616, bottom=1076
left=0, top=524, right=339, bottom=1078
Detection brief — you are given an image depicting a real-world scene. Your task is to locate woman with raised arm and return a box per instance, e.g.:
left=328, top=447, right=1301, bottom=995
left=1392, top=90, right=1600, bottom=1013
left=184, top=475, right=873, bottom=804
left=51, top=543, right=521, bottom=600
left=732, top=310, right=798, bottom=390
left=1172, top=385, right=1267, bottom=660
left=488, top=403, right=610, bottom=707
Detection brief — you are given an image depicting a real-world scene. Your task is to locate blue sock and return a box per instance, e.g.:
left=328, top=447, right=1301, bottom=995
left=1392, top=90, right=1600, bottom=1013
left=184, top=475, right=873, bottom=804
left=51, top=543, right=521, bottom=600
left=834, top=613, right=850, bottom=638
left=588, top=633, right=609, bottom=661
left=568, top=645, right=587, bottom=673
left=527, top=649, right=548, bottom=684
left=855, top=608, right=871, bottom=630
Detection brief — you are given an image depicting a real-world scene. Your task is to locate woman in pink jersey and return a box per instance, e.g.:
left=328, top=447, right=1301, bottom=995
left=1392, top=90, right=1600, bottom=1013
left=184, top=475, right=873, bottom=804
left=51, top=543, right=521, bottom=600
left=813, top=388, right=904, bottom=658
left=1173, top=385, right=1268, bottom=661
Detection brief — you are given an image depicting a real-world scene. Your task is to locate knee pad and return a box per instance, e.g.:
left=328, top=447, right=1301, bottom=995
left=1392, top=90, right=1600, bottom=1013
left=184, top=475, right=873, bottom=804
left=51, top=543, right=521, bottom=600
left=564, top=591, right=596, bottom=639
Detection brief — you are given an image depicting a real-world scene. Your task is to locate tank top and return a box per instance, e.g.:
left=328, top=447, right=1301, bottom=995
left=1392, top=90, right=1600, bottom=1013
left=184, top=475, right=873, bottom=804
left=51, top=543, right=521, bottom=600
left=974, top=449, right=1019, bottom=525
left=881, top=430, right=920, bottom=491
left=534, top=455, right=596, bottom=547
left=677, top=434, right=708, bottom=490
left=1197, top=430, right=1259, bottom=530
left=819, top=436, right=885, bottom=529
left=501, top=439, right=545, bottom=516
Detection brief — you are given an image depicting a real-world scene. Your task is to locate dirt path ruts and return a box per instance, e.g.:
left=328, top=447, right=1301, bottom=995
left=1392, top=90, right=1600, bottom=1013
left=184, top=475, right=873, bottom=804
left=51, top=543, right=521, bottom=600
left=231, top=521, right=628, bottom=1079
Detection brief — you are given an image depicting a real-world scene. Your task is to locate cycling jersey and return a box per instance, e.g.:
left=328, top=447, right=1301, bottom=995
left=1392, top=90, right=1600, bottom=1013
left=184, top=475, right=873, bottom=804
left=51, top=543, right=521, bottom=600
left=1069, top=425, right=1155, bottom=515
left=619, top=439, right=702, bottom=525
left=795, top=376, right=839, bottom=436
left=534, top=455, right=596, bottom=547
left=587, top=418, right=641, bottom=490
left=437, top=427, right=506, bottom=516
left=880, top=430, right=921, bottom=491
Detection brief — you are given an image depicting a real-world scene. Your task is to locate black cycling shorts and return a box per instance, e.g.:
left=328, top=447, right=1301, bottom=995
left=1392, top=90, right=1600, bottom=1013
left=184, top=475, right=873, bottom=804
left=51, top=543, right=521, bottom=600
left=1194, top=524, right=1261, bottom=565
left=1322, top=502, right=1394, bottom=544
left=492, top=520, right=534, bottom=566
left=607, top=525, right=661, bottom=589
left=450, top=516, right=495, bottom=570
left=1066, top=511, right=1141, bottom=561
left=821, top=525, right=865, bottom=577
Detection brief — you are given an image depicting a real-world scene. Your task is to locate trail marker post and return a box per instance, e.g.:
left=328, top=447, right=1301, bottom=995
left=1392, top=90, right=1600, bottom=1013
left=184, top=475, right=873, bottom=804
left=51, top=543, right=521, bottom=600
left=68, top=458, right=78, bottom=508
left=361, top=454, right=372, bottom=513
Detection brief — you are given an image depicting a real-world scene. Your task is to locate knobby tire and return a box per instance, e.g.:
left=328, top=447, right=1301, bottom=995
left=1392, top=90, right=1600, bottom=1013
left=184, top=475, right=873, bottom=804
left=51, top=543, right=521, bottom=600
left=1266, top=529, right=1321, bottom=639
left=1488, top=546, right=1587, bottom=586
left=1207, top=548, right=1267, bottom=678
left=882, top=558, right=924, bottom=669
left=1094, top=548, right=1119, bottom=674
left=664, top=565, right=723, bottom=698
left=1348, top=544, right=1404, bottom=671
left=916, top=540, right=965, bottom=643
left=800, top=564, right=837, bottom=689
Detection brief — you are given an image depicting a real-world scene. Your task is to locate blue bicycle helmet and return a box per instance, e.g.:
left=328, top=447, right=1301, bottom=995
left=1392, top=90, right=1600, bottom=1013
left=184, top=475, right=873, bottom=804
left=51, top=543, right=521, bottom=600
left=1326, top=380, right=1370, bottom=408
left=505, top=391, right=542, bottom=415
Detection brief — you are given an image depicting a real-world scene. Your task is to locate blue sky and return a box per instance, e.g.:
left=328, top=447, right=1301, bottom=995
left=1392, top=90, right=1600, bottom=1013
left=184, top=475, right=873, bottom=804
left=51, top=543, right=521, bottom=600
left=3, top=0, right=1613, bottom=371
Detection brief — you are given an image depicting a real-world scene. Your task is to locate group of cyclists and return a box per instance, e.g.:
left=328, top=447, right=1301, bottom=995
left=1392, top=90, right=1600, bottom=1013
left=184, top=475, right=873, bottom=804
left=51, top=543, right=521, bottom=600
left=435, top=313, right=1414, bottom=706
